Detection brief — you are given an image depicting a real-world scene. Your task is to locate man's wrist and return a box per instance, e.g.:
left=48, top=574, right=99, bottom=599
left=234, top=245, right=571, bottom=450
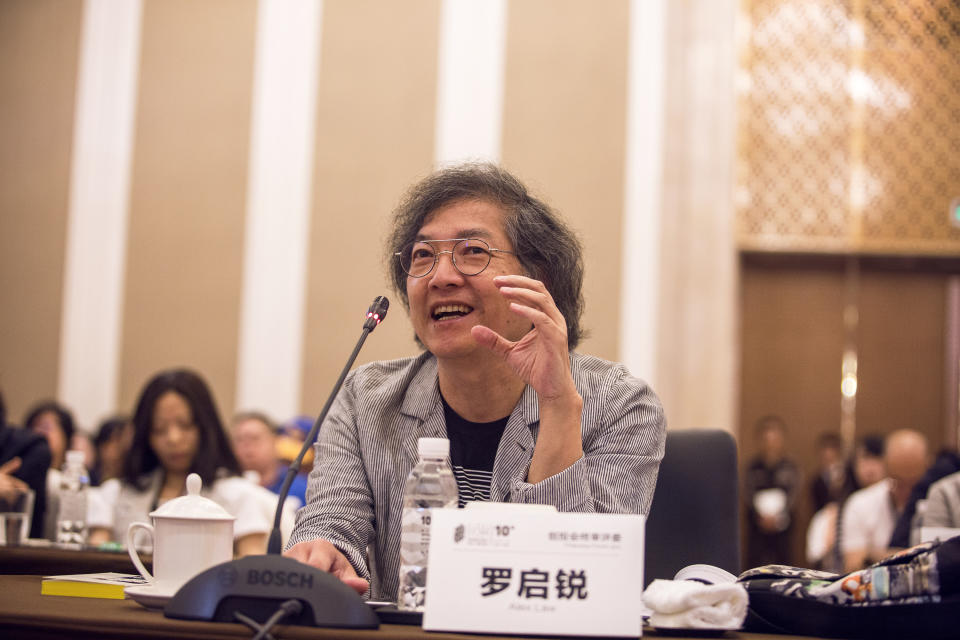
left=539, top=387, right=583, bottom=418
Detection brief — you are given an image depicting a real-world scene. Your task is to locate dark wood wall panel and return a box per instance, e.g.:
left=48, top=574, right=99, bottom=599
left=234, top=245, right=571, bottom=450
left=739, top=263, right=846, bottom=466
left=857, top=271, right=946, bottom=450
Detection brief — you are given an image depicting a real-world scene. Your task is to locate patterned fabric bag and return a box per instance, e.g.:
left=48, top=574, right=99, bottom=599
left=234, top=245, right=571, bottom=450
left=739, top=535, right=960, bottom=638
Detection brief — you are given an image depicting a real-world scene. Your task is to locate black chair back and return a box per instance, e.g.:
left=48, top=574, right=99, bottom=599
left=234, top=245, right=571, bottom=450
left=644, top=429, right=740, bottom=585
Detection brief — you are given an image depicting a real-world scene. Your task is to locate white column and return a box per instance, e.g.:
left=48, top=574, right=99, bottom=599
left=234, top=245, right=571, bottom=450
left=434, top=0, right=508, bottom=165
left=58, top=0, right=143, bottom=431
left=620, top=0, right=666, bottom=384
left=235, top=0, right=323, bottom=418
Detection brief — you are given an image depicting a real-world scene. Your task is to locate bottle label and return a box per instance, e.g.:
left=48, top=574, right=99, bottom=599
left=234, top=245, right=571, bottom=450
left=398, top=505, right=433, bottom=611
left=399, top=506, right=431, bottom=565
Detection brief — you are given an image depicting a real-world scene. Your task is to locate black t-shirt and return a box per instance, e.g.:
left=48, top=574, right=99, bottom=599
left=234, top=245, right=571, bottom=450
left=441, top=396, right=509, bottom=508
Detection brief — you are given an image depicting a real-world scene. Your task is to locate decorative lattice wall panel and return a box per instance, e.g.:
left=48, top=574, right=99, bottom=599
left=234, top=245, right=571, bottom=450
left=736, top=0, right=960, bottom=255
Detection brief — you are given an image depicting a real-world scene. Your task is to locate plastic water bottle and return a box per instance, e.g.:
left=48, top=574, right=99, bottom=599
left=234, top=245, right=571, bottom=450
left=56, top=450, right=90, bottom=546
left=397, top=437, right=458, bottom=611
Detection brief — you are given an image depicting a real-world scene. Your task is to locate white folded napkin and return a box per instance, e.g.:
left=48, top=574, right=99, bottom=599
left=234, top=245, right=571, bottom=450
left=642, top=578, right=748, bottom=629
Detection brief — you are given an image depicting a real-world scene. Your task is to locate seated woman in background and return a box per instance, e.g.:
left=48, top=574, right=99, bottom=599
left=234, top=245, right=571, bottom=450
left=88, top=368, right=284, bottom=556
left=23, top=401, right=75, bottom=474
left=90, top=415, right=133, bottom=486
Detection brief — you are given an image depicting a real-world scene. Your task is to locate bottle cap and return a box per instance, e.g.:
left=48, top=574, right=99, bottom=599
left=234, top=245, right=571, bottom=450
left=417, top=437, right=449, bottom=458
left=65, top=450, right=86, bottom=465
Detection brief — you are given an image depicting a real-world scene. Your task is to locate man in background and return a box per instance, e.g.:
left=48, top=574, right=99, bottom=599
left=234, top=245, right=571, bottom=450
left=841, top=428, right=929, bottom=571
left=810, top=432, right=853, bottom=513
left=889, top=446, right=960, bottom=548
left=745, top=415, right=801, bottom=567
left=805, top=434, right=885, bottom=571
left=232, top=411, right=308, bottom=508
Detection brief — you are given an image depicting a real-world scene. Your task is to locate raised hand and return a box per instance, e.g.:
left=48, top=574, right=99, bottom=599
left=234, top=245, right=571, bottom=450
left=471, top=275, right=584, bottom=482
left=471, top=275, right=577, bottom=401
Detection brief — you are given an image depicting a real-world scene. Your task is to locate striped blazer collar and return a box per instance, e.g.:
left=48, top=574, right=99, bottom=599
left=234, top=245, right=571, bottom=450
left=491, top=384, right=539, bottom=497
left=397, top=352, right=541, bottom=430
left=397, top=354, right=446, bottom=470
left=396, top=353, right=541, bottom=495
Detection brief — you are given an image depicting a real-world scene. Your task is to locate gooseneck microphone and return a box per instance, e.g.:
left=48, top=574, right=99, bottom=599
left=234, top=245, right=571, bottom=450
left=267, top=295, right=389, bottom=555
left=164, top=296, right=389, bottom=629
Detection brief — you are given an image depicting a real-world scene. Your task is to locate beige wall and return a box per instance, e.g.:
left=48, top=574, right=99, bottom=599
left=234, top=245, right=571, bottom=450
left=300, top=0, right=439, bottom=414
left=0, top=0, right=82, bottom=421
left=119, top=0, right=257, bottom=416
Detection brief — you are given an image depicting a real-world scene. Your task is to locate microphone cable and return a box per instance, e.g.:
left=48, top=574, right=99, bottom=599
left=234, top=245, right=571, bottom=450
left=234, top=598, right=303, bottom=640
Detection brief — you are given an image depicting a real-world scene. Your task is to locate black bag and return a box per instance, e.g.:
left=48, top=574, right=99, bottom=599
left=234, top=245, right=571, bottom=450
left=739, top=536, right=960, bottom=639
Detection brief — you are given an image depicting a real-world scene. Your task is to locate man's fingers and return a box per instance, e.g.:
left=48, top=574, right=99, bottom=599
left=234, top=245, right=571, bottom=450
left=494, top=280, right=565, bottom=328
left=342, top=576, right=370, bottom=595
left=471, top=325, right=513, bottom=356
left=506, top=302, right=552, bottom=327
left=285, top=539, right=368, bottom=595
left=331, top=555, right=370, bottom=595
left=492, top=274, right=548, bottom=293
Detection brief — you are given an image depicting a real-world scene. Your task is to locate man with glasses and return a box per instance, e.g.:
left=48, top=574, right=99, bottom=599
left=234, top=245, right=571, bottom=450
left=286, top=163, right=666, bottom=599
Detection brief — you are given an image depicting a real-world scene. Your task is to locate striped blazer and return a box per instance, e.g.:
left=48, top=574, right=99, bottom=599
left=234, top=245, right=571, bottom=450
left=288, top=351, right=666, bottom=600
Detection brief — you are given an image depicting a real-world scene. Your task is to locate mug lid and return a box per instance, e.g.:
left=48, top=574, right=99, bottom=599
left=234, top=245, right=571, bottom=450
left=150, top=473, right=235, bottom=521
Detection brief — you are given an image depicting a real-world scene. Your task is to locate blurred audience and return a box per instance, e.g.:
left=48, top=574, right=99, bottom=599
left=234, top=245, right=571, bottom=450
left=23, top=400, right=78, bottom=539
left=840, top=428, right=929, bottom=572
left=806, top=434, right=884, bottom=571
left=90, top=416, right=133, bottom=486
left=745, top=415, right=801, bottom=568
left=919, top=468, right=960, bottom=531
left=87, top=369, right=291, bottom=556
left=850, top=435, right=887, bottom=489
left=0, top=389, right=52, bottom=538
left=23, top=401, right=75, bottom=472
left=810, top=432, right=854, bottom=513
left=891, top=447, right=960, bottom=547
left=275, top=415, right=316, bottom=475
left=231, top=411, right=307, bottom=508
left=70, top=430, right=96, bottom=475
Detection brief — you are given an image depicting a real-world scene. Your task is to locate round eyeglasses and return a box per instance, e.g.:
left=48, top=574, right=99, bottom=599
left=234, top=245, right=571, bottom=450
left=396, top=238, right=515, bottom=278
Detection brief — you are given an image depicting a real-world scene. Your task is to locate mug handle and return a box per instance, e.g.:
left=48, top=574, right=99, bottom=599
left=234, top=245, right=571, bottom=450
left=126, top=522, right=154, bottom=583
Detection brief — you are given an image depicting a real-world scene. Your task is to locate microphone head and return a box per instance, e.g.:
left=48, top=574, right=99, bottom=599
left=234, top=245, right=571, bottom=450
left=364, top=295, right=389, bottom=330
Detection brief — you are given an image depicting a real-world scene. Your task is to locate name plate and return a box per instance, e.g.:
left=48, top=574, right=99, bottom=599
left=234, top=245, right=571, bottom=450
left=423, top=504, right=645, bottom=637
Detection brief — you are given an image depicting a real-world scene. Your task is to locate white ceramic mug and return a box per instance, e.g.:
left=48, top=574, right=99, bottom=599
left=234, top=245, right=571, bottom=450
left=126, top=474, right=235, bottom=593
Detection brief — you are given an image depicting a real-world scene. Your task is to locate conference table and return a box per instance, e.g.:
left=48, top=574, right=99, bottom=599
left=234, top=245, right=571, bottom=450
left=0, top=540, right=147, bottom=575
left=0, top=572, right=830, bottom=640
